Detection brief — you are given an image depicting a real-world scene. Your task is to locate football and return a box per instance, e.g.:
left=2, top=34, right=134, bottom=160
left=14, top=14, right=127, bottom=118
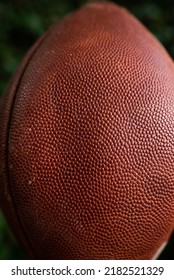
left=0, top=1, right=174, bottom=259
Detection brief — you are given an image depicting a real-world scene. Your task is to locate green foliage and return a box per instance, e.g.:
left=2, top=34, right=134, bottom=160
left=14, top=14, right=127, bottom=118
left=0, top=0, right=174, bottom=259
left=0, top=212, right=26, bottom=259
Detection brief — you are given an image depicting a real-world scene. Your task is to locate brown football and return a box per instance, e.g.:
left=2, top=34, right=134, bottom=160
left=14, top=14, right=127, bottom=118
left=0, top=1, right=174, bottom=260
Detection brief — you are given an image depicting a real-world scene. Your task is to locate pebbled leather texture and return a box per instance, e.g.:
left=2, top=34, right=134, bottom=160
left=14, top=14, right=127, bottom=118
left=0, top=2, right=174, bottom=259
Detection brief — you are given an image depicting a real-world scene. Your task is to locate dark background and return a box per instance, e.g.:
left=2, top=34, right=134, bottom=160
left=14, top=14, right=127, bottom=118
left=0, top=0, right=174, bottom=259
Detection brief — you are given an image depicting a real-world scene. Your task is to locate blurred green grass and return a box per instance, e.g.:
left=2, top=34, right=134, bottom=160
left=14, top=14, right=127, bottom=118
left=0, top=212, right=26, bottom=259
left=0, top=0, right=174, bottom=259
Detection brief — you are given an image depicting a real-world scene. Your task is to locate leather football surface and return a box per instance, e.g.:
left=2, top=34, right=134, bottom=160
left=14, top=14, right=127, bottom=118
left=0, top=2, right=174, bottom=259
